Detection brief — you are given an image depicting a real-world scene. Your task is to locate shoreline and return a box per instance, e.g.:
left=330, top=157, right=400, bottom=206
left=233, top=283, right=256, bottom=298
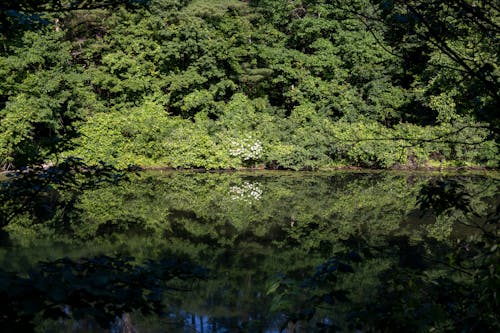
left=1, top=162, right=499, bottom=178
left=1, top=164, right=498, bottom=173
left=138, top=164, right=499, bottom=175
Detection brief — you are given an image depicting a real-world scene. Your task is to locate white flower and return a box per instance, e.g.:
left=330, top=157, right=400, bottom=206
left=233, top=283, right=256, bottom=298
left=229, top=137, right=263, bottom=161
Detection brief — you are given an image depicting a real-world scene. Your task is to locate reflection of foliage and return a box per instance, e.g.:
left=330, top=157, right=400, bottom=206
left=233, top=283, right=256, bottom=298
left=1, top=171, right=499, bottom=331
left=418, top=177, right=499, bottom=239
left=353, top=233, right=500, bottom=332
left=4, top=171, right=497, bottom=248
left=0, top=254, right=206, bottom=331
left=266, top=252, right=360, bottom=332
left=229, top=181, right=263, bottom=202
left=267, top=231, right=500, bottom=332
left=0, top=157, right=137, bottom=230
left=418, top=179, right=472, bottom=216
left=266, top=177, right=500, bottom=332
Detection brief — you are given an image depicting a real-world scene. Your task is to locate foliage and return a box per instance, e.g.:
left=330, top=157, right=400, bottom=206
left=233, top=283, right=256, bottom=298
left=0, top=0, right=498, bottom=171
left=2, top=0, right=499, bottom=331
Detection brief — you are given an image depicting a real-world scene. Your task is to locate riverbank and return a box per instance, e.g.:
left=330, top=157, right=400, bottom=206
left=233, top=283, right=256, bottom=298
left=2, top=162, right=498, bottom=178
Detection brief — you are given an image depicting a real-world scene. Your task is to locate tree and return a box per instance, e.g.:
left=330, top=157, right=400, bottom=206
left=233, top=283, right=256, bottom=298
left=352, top=0, right=499, bottom=134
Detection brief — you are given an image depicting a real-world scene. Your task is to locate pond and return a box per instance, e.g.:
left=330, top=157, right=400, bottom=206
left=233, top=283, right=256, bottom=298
left=0, top=171, right=499, bottom=332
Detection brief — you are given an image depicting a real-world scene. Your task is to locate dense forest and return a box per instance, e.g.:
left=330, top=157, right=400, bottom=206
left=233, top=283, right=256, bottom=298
left=0, top=2, right=499, bottom=331
left=0, top=0, right=499, bottom=170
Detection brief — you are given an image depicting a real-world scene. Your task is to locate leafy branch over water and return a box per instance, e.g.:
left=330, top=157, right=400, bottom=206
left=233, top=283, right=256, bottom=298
left=265, top=177, right=499, bottom=332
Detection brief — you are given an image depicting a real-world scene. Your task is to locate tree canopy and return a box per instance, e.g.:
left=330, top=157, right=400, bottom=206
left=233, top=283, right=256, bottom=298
left=0, top=0, right=498, bottom=170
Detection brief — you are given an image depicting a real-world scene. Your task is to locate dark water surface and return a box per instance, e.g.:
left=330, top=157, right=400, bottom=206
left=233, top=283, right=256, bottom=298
left=1, top=171, right=498, bottom=332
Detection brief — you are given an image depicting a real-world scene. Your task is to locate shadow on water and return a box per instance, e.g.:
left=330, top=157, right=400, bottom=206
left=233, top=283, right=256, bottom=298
left=0, top=165, right=499, bottom=332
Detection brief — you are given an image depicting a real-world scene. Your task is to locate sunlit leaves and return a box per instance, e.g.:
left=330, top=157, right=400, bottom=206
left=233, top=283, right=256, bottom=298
left=0, top=0, right=498, bottom=171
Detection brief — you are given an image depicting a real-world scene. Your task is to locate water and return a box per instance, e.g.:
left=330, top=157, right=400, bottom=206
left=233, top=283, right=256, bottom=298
left=0, top=171, right=498, bottom=332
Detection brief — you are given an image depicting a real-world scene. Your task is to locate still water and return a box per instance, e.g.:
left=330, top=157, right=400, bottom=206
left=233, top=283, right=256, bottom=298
left=0, top=171, right=498, bottom=332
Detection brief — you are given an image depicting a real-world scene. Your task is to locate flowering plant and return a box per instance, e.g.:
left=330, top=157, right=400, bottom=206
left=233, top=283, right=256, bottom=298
left=229, top=137, right=263, bottom=162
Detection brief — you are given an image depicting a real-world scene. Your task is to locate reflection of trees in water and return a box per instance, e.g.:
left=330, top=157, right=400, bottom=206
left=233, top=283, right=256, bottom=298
left=266, top=179, right=500, bottom=332
left=0, top=255, right=206, bottom=331
left=5, top=170, right=497, bottom=245
left=0, top=168, right=499, bottom=331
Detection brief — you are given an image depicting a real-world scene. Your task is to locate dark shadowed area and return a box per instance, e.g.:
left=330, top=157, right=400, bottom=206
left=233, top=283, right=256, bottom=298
left=1, top=170, right=498, bottom=332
